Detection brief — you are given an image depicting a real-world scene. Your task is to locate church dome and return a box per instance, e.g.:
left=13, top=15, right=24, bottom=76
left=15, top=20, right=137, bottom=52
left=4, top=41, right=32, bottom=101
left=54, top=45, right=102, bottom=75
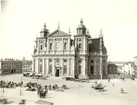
left=40, top=23, right=49, bottom=33
left=77, top=19, right=86, bottom=29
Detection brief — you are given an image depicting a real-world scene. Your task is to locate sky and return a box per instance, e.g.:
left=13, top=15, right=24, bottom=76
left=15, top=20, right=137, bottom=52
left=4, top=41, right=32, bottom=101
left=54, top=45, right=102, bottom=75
left=0, top=0, right=137, bottom=61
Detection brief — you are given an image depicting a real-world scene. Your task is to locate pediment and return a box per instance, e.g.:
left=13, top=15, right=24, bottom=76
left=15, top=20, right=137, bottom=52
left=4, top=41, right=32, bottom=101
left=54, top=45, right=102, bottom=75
left=48, top=29, right=70, bottom=37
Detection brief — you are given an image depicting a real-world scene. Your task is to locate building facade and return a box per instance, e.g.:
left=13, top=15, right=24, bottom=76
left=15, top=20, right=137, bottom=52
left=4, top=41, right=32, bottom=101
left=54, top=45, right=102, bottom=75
left=122, top=62, right=137, bottom=76
left=22, top=57, right=32, bottom=73
left=32, top=19, right=108, bottom=79
left=0, top=59, right=22, bottom=74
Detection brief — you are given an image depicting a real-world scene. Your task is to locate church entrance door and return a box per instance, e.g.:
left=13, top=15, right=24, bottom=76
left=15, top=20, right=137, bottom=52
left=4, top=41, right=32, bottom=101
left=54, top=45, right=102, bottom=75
left=55, top=68, right=60, bottom=77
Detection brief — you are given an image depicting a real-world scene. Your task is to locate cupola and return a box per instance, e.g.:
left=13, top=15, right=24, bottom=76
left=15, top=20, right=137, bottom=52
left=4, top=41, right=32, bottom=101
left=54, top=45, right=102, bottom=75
left=76, top=19, right=87, bottom=35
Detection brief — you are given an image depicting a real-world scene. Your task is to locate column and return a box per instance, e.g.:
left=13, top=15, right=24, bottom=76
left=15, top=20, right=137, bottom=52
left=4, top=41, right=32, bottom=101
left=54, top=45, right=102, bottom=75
left=37, top=58, right=39, bottom=73
left=47, top=39, right=49, bottom=53
left=100, top=56, right=102, bottom=79
left=67, top=58, right=70, bottom=76
left=54, top=39, right=56, bottom=53
left=69, top=58, right=71, bottom=75
left=38, top=58, right=40, bottom=73
left=46, top=58, right=49, bottom=75
left=83, top=38, right=85, bottom=54
left=44, top=58, right=46, bottom=74
left=82, top=59, right=85, bottom=76
left=105, top=59, right=107, bottom=74
left=61, top=58, right=64, bottom=77
left=52, top=58, right=55, bottom=76
left=94, top=58, right=96, bottom=75
left=71, top=58, right=75, bottom=77
left=42, top=58, right=45, bottom=74
left=62, top=38, right=64, bottom=54
left=68, top=37, right=70, bottom=54
left=53, top=38, right=55, bottom=53
left=86, top=58, right=88, bottom=75
left=32, top=58, right=35, bottom=72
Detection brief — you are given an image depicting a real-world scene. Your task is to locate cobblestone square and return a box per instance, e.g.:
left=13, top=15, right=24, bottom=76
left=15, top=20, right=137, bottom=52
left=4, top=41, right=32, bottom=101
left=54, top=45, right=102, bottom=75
left=0, top=74, right=136, bottom=105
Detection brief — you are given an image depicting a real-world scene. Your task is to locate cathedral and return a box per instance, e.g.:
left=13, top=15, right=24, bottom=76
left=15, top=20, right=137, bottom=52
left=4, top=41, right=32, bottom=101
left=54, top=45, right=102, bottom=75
left=32, top=19, right=108, bottom=79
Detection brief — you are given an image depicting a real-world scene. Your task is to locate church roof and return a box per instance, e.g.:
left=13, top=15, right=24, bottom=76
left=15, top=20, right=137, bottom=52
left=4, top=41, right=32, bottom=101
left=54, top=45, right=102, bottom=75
left=89, top=38, right=107, bottom=54
left=107, top=63, right=118, bottom=67
left=77, top=19, right=86, bottom=29
left=77, top=24, right=86, bottom=29
left=48, top=29, right=71, bottom=37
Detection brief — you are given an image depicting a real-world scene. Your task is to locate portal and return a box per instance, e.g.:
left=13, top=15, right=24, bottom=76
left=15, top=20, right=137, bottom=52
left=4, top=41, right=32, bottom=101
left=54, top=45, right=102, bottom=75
left=55, top=69, right=60, bottom=77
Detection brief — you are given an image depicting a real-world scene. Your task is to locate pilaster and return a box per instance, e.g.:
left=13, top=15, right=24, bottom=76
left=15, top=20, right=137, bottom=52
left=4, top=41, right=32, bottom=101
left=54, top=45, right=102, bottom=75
left=42, top=58, right=45, bottom=74
left=71, top=58, right=75, bottom=77
left=52, top=58, right=55, bottom=76
left=46, top=58, right=49, bottom=75
left=61, top=58, right=64, bottom=77
left=67, top=58, right=70, bottom=76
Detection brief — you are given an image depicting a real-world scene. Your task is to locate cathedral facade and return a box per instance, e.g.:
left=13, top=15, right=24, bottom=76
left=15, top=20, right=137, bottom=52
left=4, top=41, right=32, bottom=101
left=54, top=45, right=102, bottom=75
left=32, top=19, right=108, bottom=79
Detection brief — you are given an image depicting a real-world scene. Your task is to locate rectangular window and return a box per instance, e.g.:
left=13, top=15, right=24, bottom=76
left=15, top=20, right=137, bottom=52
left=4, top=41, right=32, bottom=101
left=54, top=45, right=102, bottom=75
left=40, top=45, right=43, bottom=50
left=64, top=59, right=67, bottom=63
left=90, top=66, right=94, bottom=74
left=49, top=43, right=52, bottom=50
left=64, top=43, right=67, bottom=50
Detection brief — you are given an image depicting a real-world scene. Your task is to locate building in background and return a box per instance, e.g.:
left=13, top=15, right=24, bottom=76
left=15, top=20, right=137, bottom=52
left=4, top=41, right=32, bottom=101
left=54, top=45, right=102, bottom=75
left=109, top=61, right=127, bottom=73
left=122, top=62, right=137, bottom=76
left=134, top=56, right=137, bottom=66
left=0, top=58, right=22, bottom=74
left=107, top=61, right=118, bottom=74
left=32, top=19, right=108, bottom=79
left=22, top=57, right=32, bottom=73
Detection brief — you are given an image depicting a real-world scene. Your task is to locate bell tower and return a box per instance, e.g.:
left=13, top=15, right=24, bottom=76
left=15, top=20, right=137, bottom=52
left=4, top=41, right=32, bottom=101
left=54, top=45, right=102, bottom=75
left=40, top=23, right=49, bottom=37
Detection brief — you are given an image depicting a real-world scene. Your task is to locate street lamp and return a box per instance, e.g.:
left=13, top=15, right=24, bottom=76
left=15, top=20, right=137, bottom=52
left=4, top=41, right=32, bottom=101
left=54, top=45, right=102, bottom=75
left=2, top=86, right=4, bottom=93
left=20, top=77, right=23, bottom=96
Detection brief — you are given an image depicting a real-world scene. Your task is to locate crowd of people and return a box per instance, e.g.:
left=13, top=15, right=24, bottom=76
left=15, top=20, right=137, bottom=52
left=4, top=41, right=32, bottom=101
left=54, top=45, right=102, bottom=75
left=0, top=80, right=23, bottom=88
left=24, top=82, right=68, bottom=98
